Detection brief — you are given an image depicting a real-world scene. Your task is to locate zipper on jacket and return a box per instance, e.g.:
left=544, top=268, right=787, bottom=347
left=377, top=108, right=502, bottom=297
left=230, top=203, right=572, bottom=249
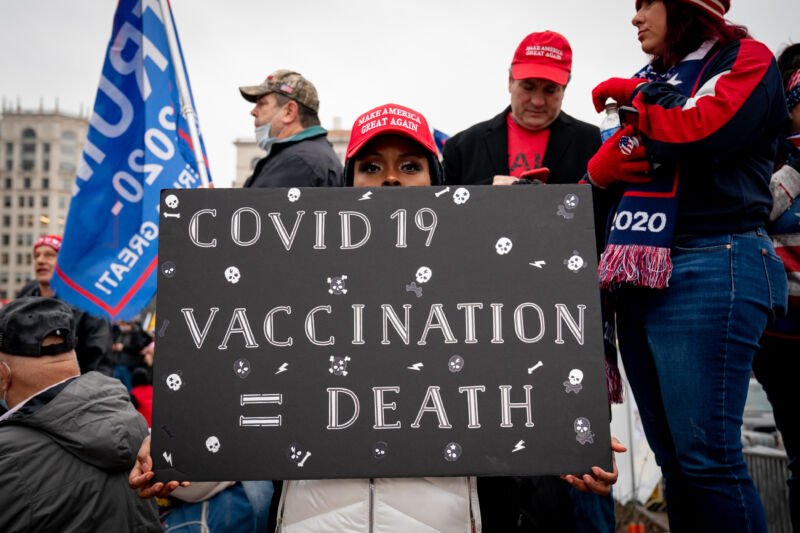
left=369, top=477, right=375, bottom=533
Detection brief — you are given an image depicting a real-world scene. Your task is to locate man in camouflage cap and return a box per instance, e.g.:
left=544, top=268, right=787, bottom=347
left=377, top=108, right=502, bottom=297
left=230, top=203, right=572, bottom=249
left=239, top=69, right=342, bottom=188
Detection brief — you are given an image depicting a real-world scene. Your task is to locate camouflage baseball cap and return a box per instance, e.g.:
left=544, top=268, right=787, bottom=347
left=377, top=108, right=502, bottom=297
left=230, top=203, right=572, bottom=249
left=238, top=70, right=320, bottom=113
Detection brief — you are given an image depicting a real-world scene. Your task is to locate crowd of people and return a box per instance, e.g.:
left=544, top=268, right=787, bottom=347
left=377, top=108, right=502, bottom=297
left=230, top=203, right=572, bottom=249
left=1, top=0, right=799, bottom=531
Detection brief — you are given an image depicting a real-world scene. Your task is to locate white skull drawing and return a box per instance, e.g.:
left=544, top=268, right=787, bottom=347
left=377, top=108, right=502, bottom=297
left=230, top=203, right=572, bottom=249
left=165, top=194, right=179, bottom=209
left=444, top=442, right=463, bottom=462
left=565, top=251, right=585, bottom=272
left=224, top=266, right=241, bottom=284
left=453, top=187, right=470, bottom=205
left=287, top=443, right=303, bottom=461
left=329, top=355, right=350, bottom=376
left=205, top=436, right=221, bottom=453
left=495, top=237, right=513, bottom=255
left=448, top=355, right=464, bottom=373
left=574, top=417, right=590, bottom=434
left=162, top=262, right=176, bottom=278
left=568, top=369, right=584, bottom=386
left=415, top=266, right=432, bottom=284
left=166, top=373, right=182, bottom=391
left=287, top=188, right=301, bottom=202
left=374, top=441, right=388, bottom=459
left=564, top=194, right=579, bottom=209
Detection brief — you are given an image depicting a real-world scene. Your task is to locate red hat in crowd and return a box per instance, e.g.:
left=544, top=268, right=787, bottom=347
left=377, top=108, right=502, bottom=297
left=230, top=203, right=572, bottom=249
left=511, top=31, right=572, bottom=86
left=33, top=235, right=62, bottom=253
left=636, top=0, right=730, bottom=20
left=345, top=103, right=437, bottom=160
left=344, top=103, right=443, bottom=186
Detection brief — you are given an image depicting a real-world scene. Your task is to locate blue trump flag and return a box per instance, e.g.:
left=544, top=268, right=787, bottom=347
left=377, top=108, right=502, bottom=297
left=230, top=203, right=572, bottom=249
left=51, top=0, right=211, bottom=320
left=433, top=129, right=450, bottom=155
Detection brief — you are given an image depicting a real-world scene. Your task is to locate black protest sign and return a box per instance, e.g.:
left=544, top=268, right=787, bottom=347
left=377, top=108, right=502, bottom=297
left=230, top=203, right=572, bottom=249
left=152, top=185, right=611, bottom=481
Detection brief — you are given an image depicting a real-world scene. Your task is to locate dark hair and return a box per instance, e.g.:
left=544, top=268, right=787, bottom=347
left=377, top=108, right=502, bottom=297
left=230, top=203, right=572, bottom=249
left=273, top=92, right=321, bottom=128
left=777, top=43, right=800, bottom=86
left=653, top=0, right=748, bottom=71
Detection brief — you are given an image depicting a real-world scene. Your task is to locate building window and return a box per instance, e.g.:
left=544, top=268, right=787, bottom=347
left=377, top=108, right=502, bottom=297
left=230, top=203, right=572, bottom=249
left=4, top=142, right=12, bottom=171
left=3, top=178, right=10, bottom=189
left=25, top=254, right=32, bottom=266
left=16, top=254, right=23, bottom=266
left=28, top=196, right=34, bottom=207
left=3, top=196, right=10, bottom=208
left=21, top=129, right=36, bottom=171
left=23, top=177, right=31, bottom=189
left=58, top=197, right=66, bottom=209
left=41, top=196, right=49, bottom=208
left=18, top=196, right=24, bottom=207
left=0, top=258, right=7, bottom=269
left=42, top=143, right=50, bottom=171
left=2, top=215, right=9, bottom=227
left=26, top=215, right=34, bottom=227
left=17, top=215, right=23, bottom=226
left=25, top=272, right=31, bottom=281
left=60, top=131, right=77, bottom=173
left=16, top=234, right=23, bottom=245
left=42, top=177, right=49, bottom=189
left=15, top=272, right=22, bottom=282
left=1, top=234, right=8, bottom=246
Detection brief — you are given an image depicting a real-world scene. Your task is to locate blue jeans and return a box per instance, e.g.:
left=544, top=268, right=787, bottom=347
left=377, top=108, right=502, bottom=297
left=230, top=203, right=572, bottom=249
left=163, top=481, right=273, bottom=533
left=615, top=229, right=787, bottom=533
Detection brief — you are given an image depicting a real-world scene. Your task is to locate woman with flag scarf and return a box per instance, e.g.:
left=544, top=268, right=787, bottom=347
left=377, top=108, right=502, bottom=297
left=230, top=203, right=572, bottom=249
left=587, top=1, right=789, bottom=532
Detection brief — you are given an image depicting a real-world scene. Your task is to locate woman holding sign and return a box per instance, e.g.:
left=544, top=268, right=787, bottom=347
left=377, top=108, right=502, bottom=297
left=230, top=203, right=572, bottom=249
left=130, top=103, right=623, bottom=532
left=588, top=1, right=788, bottom=532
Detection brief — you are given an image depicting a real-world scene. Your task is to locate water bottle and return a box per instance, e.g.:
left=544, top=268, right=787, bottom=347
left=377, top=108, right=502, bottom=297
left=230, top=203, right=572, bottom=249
left=600, top=102, right=621, bottom=143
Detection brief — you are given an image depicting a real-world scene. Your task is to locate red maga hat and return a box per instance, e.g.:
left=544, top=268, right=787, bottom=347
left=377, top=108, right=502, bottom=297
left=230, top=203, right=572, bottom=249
left=511, top=31, right=572, bottom=86
left=346, top=103, right=436, bottom=160
left=33, top=235, right=62, bottom=253
left=636, top=0, right=730, bottom=20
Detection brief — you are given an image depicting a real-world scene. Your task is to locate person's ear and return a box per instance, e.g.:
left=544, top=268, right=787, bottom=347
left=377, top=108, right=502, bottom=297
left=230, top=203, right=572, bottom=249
left=282, top=100, right=299, bottom=124
left=508, top=71, right=514, bottom=93
left=0, top=360, right=11, bottom=392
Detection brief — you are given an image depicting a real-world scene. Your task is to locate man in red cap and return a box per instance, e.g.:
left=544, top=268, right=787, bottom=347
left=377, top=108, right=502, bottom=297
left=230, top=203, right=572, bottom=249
left=16, top=235, right=113, bottom=375
left=443, top=31, right=601, bottom=186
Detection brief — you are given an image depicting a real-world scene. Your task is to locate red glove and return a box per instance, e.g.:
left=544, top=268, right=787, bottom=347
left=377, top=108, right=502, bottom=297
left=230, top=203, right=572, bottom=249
left=592, top=77, right=646, bottom=112
left=587, top=125, right=651, bottom=189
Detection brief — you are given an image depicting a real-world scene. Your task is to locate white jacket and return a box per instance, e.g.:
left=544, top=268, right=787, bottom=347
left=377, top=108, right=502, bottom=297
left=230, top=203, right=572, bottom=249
left=275, top=476, right=481, bottom=533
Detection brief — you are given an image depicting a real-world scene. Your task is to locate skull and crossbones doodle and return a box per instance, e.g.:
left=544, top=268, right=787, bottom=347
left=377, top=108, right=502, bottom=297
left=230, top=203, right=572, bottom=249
left=165, top=372, right=183, bottom=392
left=556, top=193, right=580, bottom=219
left=329, top=356, right=351, bottom=376
left=564, top=251, right=587, bottom=273
left=574, top=417, right=595, bottom=445
left=563, top=369, right=584, bottom=393
left=327, top=275, right=348, bottom=295
left=205, top=436, right=221, bottom=453
left=286, top=443, right=304, bottom=462
left=224, top=266, right=241, bottom=284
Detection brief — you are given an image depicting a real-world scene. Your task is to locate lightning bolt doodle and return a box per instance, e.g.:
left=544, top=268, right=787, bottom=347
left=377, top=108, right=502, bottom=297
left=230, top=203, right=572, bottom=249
left=512, top=440, right=526, bottom=453
left=275, top=362, right=289, bottom=375
left=407, top=362, right=424, bottom=371
left=163, top=451, right=173, bottom=467
left=529, top=261, right=546, bottom=268
left=359, top=191, right=373, bottom=201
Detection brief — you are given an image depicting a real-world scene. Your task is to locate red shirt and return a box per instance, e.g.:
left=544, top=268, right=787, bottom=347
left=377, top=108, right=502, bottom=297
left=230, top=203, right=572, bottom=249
left=506, top=113, right=550, bottom=178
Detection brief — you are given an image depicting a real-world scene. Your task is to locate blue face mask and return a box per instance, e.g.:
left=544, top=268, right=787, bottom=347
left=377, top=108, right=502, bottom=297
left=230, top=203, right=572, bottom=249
left=255, top=123, right=279, bottom=152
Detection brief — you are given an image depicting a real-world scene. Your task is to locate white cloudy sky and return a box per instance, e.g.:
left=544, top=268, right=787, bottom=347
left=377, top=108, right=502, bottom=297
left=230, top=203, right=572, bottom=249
left=2, top=0, right=798, bottom=188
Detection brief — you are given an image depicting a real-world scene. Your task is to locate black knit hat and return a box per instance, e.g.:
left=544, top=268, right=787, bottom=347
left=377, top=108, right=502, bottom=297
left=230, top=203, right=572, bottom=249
left=0, top=297, right=75, bottom=357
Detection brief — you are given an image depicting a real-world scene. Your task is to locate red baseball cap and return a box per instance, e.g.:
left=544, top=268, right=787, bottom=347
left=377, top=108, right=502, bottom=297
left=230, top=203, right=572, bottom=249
left=33, top=235, right=62, bottom=253
left=346, top=103, right=437, bottom=160
left=511, top=31, right=572, bottom=86
left=636, top=0, right=729, bottom=20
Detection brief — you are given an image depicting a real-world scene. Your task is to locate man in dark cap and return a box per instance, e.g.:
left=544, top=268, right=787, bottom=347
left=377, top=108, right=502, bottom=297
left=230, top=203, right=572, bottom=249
left=0, top=297, right=160, bottom=532
left=239, top=69, right=342, bottom=188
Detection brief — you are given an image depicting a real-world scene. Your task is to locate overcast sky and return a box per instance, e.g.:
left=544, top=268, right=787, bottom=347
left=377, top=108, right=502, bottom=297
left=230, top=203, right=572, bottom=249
left=2, top=0, right=798, bottom=188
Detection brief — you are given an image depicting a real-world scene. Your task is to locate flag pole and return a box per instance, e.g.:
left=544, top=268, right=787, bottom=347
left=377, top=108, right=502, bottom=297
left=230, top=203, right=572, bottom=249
left=158, top=0, right=210, bottom=188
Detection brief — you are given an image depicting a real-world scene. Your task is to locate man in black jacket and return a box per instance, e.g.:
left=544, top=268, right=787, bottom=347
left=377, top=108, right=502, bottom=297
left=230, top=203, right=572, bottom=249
left=443, top=31, right=600, bottom=187
left=443, top=31, right=612, bottom=533
left=239, top=70, right=342, bottom=188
